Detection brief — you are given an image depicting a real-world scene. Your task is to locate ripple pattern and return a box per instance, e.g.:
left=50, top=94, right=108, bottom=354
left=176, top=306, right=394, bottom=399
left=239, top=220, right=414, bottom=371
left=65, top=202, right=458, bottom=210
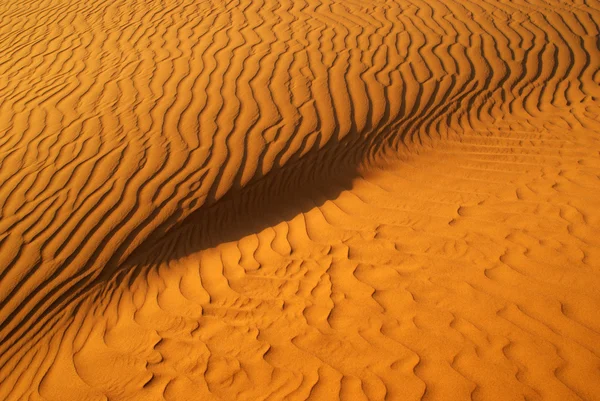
left=0, top=0, right=599, bottom=400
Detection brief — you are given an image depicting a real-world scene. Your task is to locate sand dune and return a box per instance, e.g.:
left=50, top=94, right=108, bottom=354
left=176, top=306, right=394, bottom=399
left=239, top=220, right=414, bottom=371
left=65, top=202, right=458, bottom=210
left=1, top=0, right=599, bottom=399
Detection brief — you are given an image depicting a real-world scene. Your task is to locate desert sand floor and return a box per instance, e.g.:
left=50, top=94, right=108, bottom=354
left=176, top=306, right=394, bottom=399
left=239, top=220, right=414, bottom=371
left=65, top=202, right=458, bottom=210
left=1, top=0, right=600, bottom=400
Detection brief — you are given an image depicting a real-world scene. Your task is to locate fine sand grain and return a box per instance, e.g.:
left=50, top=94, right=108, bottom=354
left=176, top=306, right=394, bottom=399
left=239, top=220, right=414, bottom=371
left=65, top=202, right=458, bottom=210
left=1, top=0, right=599, bottom=400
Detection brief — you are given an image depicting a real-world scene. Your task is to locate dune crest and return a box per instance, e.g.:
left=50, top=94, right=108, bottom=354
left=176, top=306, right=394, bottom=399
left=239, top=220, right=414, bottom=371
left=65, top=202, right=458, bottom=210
left=1, top=0, right=599, bottom=400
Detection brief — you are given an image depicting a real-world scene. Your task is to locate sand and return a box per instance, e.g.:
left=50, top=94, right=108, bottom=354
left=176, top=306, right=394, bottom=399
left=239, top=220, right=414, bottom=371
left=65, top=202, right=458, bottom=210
left=1, top=0, right=599, bottom=400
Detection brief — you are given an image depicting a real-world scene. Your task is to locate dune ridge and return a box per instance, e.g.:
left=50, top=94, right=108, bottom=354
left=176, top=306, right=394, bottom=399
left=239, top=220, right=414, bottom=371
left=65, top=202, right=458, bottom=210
left=1, top=0, right=599, bottom=399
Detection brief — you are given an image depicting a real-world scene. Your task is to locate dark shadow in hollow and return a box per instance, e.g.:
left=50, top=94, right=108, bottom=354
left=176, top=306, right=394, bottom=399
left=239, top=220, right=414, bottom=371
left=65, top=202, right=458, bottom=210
left=113, top=129, right=389, bottom=284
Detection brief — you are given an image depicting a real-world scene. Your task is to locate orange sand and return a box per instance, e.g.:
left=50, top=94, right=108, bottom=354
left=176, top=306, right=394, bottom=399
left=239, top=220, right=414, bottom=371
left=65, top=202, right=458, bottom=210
left=1, top=0, right=600, bottom=400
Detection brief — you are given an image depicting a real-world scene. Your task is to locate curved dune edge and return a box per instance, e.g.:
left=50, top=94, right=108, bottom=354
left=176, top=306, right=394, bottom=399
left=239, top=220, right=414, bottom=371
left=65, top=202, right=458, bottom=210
left=1, top=0, right=600, bottom=399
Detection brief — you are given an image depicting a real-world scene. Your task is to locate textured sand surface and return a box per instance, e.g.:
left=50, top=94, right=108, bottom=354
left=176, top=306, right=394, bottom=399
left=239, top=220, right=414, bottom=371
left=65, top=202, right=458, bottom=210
left=1, top=0, right=600, bottom=400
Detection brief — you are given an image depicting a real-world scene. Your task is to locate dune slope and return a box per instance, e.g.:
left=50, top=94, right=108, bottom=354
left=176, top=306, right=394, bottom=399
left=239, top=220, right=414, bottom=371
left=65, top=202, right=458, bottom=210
left=1, top=0, right=599, bottom=400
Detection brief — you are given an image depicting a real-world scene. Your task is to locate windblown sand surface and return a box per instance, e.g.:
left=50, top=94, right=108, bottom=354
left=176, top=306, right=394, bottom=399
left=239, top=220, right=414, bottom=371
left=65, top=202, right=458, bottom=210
left=1, top=0, right=600, bottom=400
